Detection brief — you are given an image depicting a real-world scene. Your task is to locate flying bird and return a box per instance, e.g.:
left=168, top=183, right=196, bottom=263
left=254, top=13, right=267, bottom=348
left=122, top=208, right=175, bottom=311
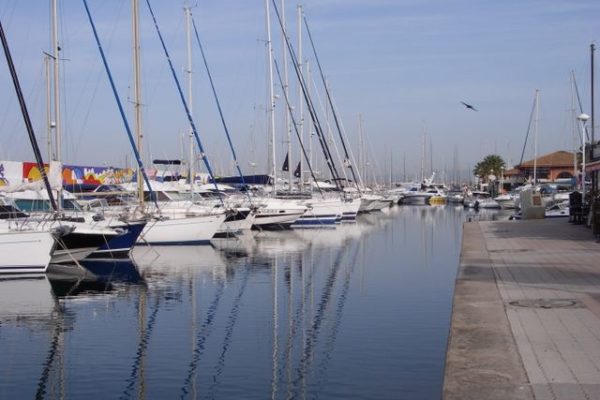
left=461, top=101, right=478, bottom=111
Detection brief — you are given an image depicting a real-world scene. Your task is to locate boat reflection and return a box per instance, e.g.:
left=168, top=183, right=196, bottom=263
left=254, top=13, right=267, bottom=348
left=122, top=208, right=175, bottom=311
left=0, top=275, right=55, bottom=324
left=46, top=259, right=143, bottom=298
left=1, top=211, right=397, bottom=399
left=132, top=244, right=228, bottom=280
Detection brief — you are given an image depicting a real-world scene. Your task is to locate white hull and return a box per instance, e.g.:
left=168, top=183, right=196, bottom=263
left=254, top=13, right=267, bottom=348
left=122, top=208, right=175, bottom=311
left=138, top=213, right=226, bottom=245
left=359, top=194, right=389, bottom=212
left=293, top=198, right=343, bottom=227
left=223, top=212, right=255, bottom=232
left=372, top=199, right=395, bottom=211
left=219, top=209, right=255, bottom=234
left=51, top=247, right=100, bottom=264
left=253, top=211, right=305, bottom=228
left=493, top=194, right=516, bottom=209
left=0, top=227, right=55, bottom=274
left=464, top=199, right=501, bottom=209
left=252, top=199, right=306, bottom=229
left=341, top=198, right=361, bottom=222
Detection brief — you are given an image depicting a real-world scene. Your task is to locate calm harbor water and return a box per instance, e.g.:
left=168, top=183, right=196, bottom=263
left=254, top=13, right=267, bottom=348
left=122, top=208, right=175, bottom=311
left=0, top=206, right=508, bottom=399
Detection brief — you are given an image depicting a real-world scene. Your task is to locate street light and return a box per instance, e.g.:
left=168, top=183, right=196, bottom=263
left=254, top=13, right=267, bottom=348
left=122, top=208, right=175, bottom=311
left=577, top=113, right=590, bottom=206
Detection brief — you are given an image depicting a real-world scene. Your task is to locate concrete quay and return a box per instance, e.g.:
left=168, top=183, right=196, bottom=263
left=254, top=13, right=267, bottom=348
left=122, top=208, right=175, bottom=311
left=443, top=218, right=600, bottom=400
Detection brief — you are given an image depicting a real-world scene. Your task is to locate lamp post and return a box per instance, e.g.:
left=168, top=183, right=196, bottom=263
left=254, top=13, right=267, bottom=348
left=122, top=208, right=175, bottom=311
left=578, top=113, right=590, bottom=206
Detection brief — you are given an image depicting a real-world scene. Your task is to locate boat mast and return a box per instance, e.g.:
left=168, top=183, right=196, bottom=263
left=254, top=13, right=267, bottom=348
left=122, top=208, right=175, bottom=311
left=44, top=53, right=52, bottom=161
left=185, top=5, right=194, bottom=194
left=297, top=4, right=303, bottom=189
left=421, top=125, right=425, bottom=183
left=307, top=60, right=313, bottom=173
left=51, top=0, right=62, bottom=207
left=571, top=71, right=578, bottom=177
left=533, top=89, right=539, bottom=184
left=0, top=19, right=58, bottom=211
left=359, top=113, right=365, bottom=187
left=591, top=43, right=595, bottom=146
left=132, top=0, right=144, bottom=206
left=265, top=0, right=277, bottom=192
left=280, top=0, right=292, bottom=190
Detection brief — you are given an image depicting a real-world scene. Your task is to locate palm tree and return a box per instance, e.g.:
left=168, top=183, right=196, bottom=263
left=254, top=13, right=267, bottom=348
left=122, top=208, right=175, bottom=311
left=473, top=154, right=505, bottom=183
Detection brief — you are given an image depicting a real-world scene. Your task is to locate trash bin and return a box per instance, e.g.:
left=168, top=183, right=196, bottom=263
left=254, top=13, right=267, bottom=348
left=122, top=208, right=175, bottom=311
left=593, top=200, right=600, bottom=235
left=569, top=191, right=583, bottom=223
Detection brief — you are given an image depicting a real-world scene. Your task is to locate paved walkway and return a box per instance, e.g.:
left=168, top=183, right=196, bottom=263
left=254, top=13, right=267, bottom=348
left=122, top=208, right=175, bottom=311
left=443, top=218, right=600, bottom=400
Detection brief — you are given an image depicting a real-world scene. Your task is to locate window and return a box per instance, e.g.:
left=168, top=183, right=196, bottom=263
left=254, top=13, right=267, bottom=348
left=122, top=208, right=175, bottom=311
left=556, top=171, right=573, bottom=179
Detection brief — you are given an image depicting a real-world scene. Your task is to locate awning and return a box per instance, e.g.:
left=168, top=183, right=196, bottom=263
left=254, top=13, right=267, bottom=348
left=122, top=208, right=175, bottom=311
left=585, top=159, right=600, bottom=173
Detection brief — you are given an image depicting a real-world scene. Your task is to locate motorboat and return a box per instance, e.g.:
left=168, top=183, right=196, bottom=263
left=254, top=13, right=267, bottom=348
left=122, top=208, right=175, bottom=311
left=493, top=192, right=517, bottom=209
left=446, top=190, right=465, bottom=204
left=463, top=191, right=500, bottom=209
left=545, top=201, right=569, bottom=218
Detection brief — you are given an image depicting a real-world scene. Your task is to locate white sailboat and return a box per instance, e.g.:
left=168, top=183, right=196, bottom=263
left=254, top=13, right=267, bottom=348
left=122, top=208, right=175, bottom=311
left=0, top=220, right=60, bottom=275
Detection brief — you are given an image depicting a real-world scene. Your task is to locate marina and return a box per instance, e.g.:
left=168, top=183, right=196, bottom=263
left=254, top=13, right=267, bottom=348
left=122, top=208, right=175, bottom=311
left=1, top=1, right=600, bottom=399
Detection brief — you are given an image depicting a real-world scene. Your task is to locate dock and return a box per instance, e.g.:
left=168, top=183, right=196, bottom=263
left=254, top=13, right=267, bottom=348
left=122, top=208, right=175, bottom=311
left=443, top=218, right=600, bottom=400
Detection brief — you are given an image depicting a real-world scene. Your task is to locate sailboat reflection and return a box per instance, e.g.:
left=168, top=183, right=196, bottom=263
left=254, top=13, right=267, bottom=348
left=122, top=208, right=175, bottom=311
left=46, top=259, right=143, bottom=297
left=2, top=213, right=377, bottom=399
left=268, top=230, right=363, bottom=399
left=132, top=245, right=227, bottom=276
left=0, top=275, right=55, bottom=323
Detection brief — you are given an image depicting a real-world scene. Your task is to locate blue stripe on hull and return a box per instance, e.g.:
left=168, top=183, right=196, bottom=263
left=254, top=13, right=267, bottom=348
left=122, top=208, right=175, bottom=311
left=92, top=222, right=146, bottom=257
left=292, top=216, right=338, bottom=227
left=135, top=239, right=212, bottom=246
left=341, top=213, right=357, bottom=221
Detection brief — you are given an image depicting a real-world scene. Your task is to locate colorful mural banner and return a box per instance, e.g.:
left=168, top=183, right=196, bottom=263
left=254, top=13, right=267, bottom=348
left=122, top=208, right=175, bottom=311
left=0, top=160, right=134, bottom=186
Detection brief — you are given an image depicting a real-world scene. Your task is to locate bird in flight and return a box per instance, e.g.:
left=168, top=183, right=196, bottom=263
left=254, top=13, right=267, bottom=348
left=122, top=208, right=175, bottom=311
left=461, top=101, right=478, bottom=111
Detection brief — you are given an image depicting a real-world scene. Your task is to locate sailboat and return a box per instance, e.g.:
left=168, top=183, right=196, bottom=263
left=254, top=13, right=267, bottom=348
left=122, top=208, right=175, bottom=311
left=270, top=3, right=364, bottom=226
left=246, top=0, right=308, bottom=230
left=0, top=19, right=67, bottom=274
left=3, top=1, right=143, bottom=262
left=83, top=0, right=226, bottom=245
left=0, top=216, right=61, bottom=274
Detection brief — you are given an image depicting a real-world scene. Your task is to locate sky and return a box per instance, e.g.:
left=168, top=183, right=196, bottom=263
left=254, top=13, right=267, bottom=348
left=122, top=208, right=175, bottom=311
left=0, top=0, right=599, bottom=183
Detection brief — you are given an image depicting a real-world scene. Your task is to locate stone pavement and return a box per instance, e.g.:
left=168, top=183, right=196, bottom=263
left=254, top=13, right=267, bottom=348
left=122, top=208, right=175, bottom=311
left=443, top=218, right=600, bottom=400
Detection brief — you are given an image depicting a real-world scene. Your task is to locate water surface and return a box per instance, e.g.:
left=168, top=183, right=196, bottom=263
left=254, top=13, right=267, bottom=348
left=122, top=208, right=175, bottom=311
left=0, top=206, right=492, bottom=399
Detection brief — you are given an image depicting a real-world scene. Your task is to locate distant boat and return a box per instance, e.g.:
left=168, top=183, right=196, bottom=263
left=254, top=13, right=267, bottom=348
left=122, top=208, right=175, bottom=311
left=464, top=191, right=500, bottom=209
left=493, top=192, right=518, bottom=209
left=544, top=201, right=569, bottom=218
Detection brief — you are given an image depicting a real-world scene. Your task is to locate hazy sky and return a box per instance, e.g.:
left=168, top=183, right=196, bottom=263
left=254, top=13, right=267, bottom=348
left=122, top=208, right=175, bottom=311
left=0, top=0, right=598, bottom=182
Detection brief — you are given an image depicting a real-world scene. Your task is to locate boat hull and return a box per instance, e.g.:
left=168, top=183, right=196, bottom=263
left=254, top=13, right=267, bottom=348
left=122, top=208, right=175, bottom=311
left=292, top=198, right=343, bottom=228
left=138, top=213, right=226, bottom=245
left=341, top=199, right=360, bottom=222
left=86, top=220, right=147, bottom=258
left=401, top=194, right=429, bottom=205
left=0, top=228, right=55, bottom=274
left=52, top=227, right=121, bottom=264
left=252, top=211, right=305, bottom=229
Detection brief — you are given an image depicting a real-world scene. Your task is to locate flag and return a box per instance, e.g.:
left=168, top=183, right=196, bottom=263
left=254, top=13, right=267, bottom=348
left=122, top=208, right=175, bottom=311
left=282, top=152, right=289, bottom=171
left=293, top=162, right=301, bottom=178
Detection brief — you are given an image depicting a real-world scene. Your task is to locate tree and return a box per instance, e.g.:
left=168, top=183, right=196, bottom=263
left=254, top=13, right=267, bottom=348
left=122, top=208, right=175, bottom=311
left=473, top=154, right=505, bottom=183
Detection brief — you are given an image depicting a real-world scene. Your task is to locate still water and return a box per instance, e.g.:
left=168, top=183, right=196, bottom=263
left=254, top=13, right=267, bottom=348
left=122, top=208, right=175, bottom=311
left=0, top=206, right=506, bottom=399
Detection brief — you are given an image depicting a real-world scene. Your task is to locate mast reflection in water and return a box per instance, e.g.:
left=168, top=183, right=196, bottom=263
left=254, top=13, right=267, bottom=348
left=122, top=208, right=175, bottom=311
left=0, top=206, right=481, bottom=399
